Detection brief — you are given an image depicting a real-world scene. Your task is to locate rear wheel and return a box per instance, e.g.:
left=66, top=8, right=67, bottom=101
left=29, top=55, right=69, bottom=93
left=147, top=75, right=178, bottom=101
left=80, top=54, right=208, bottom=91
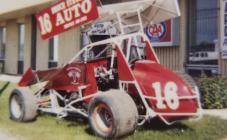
left=9, top=87, right=38, bottom=122
left=88, top=90, right=138, bottom=138
left=175, top=72, right=199, bottom=92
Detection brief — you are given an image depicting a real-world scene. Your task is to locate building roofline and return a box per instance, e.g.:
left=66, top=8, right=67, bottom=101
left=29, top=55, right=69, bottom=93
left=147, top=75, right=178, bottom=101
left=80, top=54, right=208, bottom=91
left=0, top=0, right=55, bottom=21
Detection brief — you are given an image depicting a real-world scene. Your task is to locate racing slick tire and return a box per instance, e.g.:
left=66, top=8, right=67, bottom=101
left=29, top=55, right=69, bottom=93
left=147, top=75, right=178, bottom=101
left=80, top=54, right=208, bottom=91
left=88, top=90, right=138, bottom=138
left=9, top=87, right=38, bottom=122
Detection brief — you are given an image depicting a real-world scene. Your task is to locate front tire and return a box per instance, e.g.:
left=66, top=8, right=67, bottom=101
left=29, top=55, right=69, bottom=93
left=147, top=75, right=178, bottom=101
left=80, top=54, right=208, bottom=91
left=88, top=90, right=138, bottom=138
left=9, top=87, right=38, bottom=122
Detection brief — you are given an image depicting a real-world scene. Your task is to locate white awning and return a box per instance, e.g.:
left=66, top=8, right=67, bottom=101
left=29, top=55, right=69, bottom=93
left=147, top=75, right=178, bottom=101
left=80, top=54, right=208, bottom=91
left=97, top=0, right=180, bottom=25
left=81, top=0, right=180, bottom=33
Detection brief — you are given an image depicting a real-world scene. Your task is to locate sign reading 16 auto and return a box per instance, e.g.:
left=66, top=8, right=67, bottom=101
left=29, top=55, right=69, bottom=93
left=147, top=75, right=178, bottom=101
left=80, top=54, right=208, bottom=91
left=36, top=0, right=98, bottom=40
left=221, top=0, right=227, bottom=59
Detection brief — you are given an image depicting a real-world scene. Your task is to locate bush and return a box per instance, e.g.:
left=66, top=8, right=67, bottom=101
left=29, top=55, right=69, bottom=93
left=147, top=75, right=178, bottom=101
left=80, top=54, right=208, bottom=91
left=197, top=77, right=227, bottom=109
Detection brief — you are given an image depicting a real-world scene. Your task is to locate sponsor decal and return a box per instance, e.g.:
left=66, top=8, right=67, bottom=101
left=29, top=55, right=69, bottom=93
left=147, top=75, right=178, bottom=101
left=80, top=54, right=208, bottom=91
left=36, top=0, right=98, bottom=39
left=145, top=20, right=172, bottom=46
left=88, top=22, right=117, bottom=35
left=66, top=67, right=81, bottom=85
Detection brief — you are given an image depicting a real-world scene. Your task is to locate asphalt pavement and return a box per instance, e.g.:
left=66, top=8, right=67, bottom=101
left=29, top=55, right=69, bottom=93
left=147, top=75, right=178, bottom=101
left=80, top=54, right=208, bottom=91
left=0, top=74, right=21, bottom=83
left=0, top=132, right=17, bottom=140
left=203, top=109, right=227, bottom=120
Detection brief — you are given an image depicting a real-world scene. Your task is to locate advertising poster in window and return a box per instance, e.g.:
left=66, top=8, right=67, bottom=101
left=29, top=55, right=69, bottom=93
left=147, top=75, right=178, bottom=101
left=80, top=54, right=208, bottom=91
left=87, top=22, right=117, bottom=36
left=221, top=0, right=227, bottom=59
left=144, top=20, right=174, bottom=47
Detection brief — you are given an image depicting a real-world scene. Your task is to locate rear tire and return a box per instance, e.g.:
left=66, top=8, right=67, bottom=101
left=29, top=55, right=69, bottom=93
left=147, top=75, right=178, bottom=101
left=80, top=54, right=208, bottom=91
left=88, top=90, right=138, bottom=138
left=9, top=87, right=38, bottom=122
left=175, top=72, right=199, bottom=93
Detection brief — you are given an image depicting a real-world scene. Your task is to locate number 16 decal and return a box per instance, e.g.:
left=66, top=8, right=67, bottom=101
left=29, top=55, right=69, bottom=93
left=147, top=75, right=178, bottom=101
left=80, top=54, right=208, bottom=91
left=152, top=82, right=179, bottom=110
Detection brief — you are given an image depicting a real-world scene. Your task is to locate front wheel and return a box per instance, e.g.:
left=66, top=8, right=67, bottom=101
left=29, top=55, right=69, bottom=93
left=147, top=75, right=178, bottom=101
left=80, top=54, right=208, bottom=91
left=88, top=90, right=138, bottom=138
left=9, top=87, right=38, bottom=122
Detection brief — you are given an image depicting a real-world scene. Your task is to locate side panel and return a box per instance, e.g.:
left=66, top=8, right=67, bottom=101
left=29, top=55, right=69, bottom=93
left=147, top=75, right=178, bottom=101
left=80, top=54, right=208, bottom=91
left=19, top=68, right=36, bottom=86
left=82, top=59, right=108, bottom=103
left=133, top=61, right=199, bottom=122
left=45, top=63, right=86, bottom=91
left=116, top=47, right=134, bottom=81
left=145, top=41, right=159, bottom=63
left=19, top=63, right=86, bottom=91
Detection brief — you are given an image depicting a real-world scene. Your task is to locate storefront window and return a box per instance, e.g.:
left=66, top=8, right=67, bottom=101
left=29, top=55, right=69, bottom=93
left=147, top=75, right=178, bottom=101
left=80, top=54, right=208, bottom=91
left=0, top=27, right=6, bottom=73
left=0, top=27, right=6, bottom=60
left=196, top=0, right=218, bottom=45
left=18, top=24, right=25, bottom=74
left=188, top=0, right=218, bottom=48
left=48, top=36, right=58, bottom=68
left=18, top=24, right=25, bottom=61
left=187, top=0, right=219, bottom=76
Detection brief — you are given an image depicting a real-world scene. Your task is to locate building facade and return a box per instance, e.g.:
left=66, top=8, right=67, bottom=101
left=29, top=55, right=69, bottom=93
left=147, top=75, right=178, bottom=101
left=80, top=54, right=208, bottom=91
left=0, top=0, right=224, bottom=77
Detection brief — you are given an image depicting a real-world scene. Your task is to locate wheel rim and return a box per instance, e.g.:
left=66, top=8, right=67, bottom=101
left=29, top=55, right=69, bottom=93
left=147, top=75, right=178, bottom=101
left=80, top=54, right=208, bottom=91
left=10, top=94, right=22, bottom=119
left=92, top=103, right=113, bottom=133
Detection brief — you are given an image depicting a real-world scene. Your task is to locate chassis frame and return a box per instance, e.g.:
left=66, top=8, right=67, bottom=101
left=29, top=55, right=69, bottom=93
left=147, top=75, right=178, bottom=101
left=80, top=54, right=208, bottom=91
left=33, top=32, right=202, bottom=126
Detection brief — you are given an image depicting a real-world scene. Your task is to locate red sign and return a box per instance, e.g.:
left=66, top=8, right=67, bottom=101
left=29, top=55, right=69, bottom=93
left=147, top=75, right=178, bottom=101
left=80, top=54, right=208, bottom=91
left=36, top=0, right=99, bottom=40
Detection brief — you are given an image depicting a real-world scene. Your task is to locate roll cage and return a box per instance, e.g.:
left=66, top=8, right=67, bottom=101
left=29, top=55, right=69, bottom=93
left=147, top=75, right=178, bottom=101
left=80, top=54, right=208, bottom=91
left=68, top=32, right=159, bottom=66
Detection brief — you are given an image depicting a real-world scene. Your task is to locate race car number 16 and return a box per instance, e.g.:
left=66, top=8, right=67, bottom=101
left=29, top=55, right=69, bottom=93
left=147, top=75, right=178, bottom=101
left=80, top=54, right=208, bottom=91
left=152, top=82, right=179, bottom=110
